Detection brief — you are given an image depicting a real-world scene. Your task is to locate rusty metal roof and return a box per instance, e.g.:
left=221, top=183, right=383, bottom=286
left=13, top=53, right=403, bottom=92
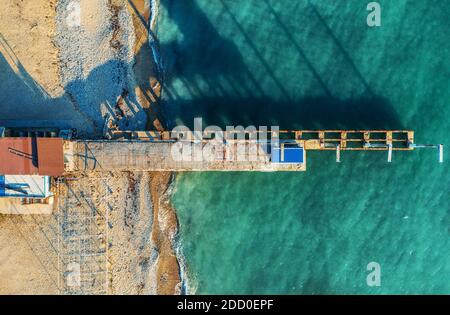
left=36, top=138, right=64, bottom=176
left=0, top=138, right=64, bottom=176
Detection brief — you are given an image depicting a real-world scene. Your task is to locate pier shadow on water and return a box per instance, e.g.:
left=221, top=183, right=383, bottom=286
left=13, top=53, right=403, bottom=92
left=158, top=0, right=404, bottom=130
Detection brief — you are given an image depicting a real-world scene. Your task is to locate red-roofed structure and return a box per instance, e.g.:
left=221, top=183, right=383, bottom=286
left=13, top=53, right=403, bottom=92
left=0, top=138, right=64, bottom=176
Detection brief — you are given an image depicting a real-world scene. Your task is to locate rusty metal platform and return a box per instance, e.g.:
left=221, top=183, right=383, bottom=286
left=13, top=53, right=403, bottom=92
left=109, top=129, right=414, bottom=150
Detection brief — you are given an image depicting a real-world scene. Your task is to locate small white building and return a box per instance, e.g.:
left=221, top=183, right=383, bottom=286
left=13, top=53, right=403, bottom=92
left=0, top=175, right=52, bottom=199
left=0, top=137, right=64, bottom=214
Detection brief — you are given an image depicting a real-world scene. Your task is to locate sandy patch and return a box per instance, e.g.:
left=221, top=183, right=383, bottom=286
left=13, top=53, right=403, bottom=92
left=0, top=214, right=59, bottom=294
left=0, top=0, right=93, bottom=132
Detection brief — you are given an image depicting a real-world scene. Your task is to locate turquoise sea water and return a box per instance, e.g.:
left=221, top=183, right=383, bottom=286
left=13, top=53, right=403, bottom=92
left=156, top=0, right=450, bottom=294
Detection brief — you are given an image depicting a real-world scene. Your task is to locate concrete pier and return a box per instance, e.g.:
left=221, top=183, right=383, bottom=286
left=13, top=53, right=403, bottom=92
left=65, top=140, right=307, bottom=172
left=63, top=130, right=417, bottom=173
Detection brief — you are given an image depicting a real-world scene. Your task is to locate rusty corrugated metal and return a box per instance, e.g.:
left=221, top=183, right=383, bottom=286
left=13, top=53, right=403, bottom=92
left=0, top=138, right=38, bottom=175
left=0, top=138, right=64, bottom=176
left=36, top=138, right=64, bottom=176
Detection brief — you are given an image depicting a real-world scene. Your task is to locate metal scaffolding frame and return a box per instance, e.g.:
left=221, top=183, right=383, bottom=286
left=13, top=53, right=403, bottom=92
left=56, top=178, right=110, bottom=295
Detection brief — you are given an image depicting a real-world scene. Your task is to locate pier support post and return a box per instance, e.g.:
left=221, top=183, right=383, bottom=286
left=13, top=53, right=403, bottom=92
left=387, top=143, right=392, bottom=163
left=336, top=144, right=341, bottom=163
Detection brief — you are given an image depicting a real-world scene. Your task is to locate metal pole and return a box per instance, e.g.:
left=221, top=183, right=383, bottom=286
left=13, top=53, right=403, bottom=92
left=336, top=144, right=341, bottom=163
left=387, top=143, right=392, bottom=163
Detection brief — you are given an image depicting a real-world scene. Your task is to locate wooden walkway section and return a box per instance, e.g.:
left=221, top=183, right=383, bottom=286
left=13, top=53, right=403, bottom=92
left=108, top=129, right=414, bottom=150
left=295, top=130, right=414, bottom=151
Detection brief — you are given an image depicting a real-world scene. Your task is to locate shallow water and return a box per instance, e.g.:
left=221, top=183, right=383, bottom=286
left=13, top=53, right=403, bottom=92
left=157, top=0, right=450, bottom=294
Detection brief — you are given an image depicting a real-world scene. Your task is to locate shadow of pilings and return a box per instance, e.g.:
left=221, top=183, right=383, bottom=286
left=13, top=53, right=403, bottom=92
left=155, top=1, right=266, bottom=110
left=156, top=1, right=403, bottom=132
left=126, top=0, right=164, bottom=83
left=219, top=0, right=293, bottom=103
left=262, top=0, right=333, bottom=97
left=158, top=0, right=327, bottom=103
left=162, top=94, right=404, bottom=131
left=159, top=0, right=250, bottom=83
left=63, top=59, right=145, bottom=131
left=307, top=1, right=375, bottom=96
left=0, top=33, right=50, bottom=98
left=127, top=0, right=150, bottom=30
